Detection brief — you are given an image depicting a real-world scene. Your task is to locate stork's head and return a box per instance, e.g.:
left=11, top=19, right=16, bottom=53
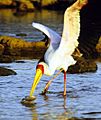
left=76, top=0, right=88, bottom=9
left=30, top=62, right=49, bottom=96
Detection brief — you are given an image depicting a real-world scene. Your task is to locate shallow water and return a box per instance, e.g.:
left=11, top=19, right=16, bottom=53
left=0, top=9, right=101, bottom=120
left=0, top=60, right=101, bottom=120
left=0, top=9, right=63, bottom=41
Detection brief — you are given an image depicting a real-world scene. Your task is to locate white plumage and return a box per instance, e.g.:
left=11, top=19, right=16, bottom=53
left=29, top=0, right=88, bottom=97
left=32, top=1, right=80, bottom=75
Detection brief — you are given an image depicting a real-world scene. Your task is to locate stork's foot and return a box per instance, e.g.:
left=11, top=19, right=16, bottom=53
left=41, top=81, right=51, bottom=95
left=63, top=88, right=67, bottom=96
left=63, top=93, right=66, bottom=96
left=41, top=87, right=48, bottom=95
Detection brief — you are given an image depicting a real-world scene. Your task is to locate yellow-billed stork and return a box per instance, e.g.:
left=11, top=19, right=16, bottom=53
left=29, top=0, right=88, bottom=99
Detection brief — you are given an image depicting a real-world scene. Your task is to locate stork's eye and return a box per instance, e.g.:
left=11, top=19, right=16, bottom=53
left=36, top=64, right=44, bottom=74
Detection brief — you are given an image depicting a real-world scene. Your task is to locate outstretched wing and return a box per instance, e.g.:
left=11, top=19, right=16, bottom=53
left=60, top=0, right=88, bottom=54
left=32, top=22, right=61, bottom=50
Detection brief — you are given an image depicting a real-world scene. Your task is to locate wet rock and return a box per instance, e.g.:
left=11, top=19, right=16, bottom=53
left=0, top=35, right=47, bottom=59
left=22, top=96, right=36, bottom=101
left=96, top=36, right=101, bottom=55
left=21, top=96, right=36, bottom=107
left=40, top=0, right=69, bottom=10
left=0, top=55, right=14, bottom=63
left=0, top=0, right=13, bottom=8
left=14, top=60, right=26, bottom=63
left=0, top=44, right=4, bottom=55
left=15, top=0, right=35, bottom=12
left=32, top=0, right=70, bottom=10
left=40, top=0, right=57, bottom=7
left=78, top=0, right=101, bottom=59
left=0, top=67, right=16, bottom=76
left=16, top=33, right=27, bottom=37
left=67, top=57, right=97, bottom=73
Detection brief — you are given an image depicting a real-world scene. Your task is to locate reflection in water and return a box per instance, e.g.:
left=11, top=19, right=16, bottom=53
left=28, top=95, right=75, bottom=120
left=0, top=9, right=63, bottom=41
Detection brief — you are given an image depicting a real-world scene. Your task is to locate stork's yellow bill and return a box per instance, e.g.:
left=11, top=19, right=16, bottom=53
left=30, top=65, right=44, bottom=97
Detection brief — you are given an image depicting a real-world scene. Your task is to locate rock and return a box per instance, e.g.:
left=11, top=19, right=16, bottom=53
left=40, top=0, right=69, bottom=10
left=15, top=0, right=35, bottom=12
left=0, top=67, right=16, bottom=76
left=16, top=33, right=27, bottom=36
left=0, top=44, right=4, bottom=55
left=0, top=0, right=35, bottom=11
left=0, top=35, right=47, bottom=59
left=41, top=0, right=57, bottom=7
left=0, top=55, right=14, bottom=63
left=96, top=36, right=101, bottom=54
left=22, top=96, right=36, bottom=101
left=31, top=0, right=70, bottom=10
left=0, top=0, right=13, bottom=8
left=78, top=0, right=101, bottom=58
left=67, top=57, right=97, bottom=73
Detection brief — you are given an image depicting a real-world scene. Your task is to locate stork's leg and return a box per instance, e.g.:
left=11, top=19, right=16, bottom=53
left=63, top=71, right=67, bottom=96
left=41, top=80, right=52, bottom=95
left=42, top=70, right=63, bottom=95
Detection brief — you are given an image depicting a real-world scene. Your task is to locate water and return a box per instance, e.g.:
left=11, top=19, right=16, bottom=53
left=0, top=60, right=101, bottom=120
left=0, top=9, right=63, bottom=41
left=0, top=9, right=101, bottom=120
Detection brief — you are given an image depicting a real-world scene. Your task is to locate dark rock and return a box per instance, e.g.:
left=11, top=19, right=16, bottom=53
left=96, top=36, right=101, bottom=56
left=41, top=0, right=70, bottom=10
left=0, top=44, right=4, bottom=55
left=13, top=11, right=27, bottom=16
left=0, top=0, right=13, bottom=8
left=0, top=55, right=14, bottom=63
left=14, top=0, right=35, bottom=12
left=14, top=60, right=26, bottom=63
left=0, top=35, right=47, bottom=59
left=0, top=67, right=16, bottom=76
left=78, top=0, right=101, bottom=58
left=16, top=33, right=27, bottom=37
left=67, top=57, right=97, bottom=73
